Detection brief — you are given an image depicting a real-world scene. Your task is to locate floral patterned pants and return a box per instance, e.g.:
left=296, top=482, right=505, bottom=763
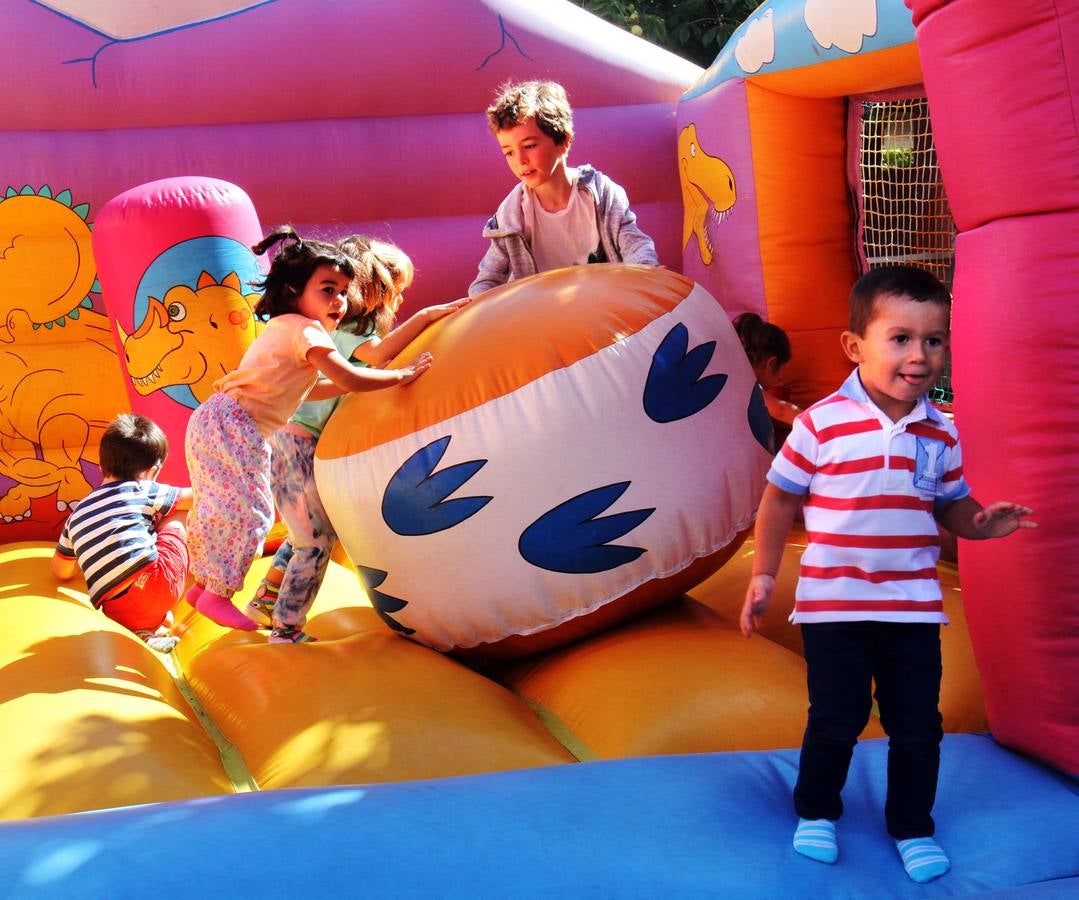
left=185, top=393, right=274, bottom=596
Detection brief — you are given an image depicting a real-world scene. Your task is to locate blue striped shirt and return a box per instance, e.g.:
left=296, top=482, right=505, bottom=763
left=55, top=480, right=180, bottom=606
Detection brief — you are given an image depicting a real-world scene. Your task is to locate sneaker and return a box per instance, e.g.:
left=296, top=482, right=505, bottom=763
left=269, top=626, right=318, bottom=644
left=136, top=630, right=180, bottom=653
left=245, top=584, right=276, bottom=628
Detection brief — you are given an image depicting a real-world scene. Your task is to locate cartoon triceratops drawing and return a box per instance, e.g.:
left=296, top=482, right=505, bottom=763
left=678, top=123, right=737, bottom=266
left=119, top=271, right=262, bottom=405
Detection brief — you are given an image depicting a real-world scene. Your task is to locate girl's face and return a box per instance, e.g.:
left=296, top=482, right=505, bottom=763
left=362, top=283, right=404, bottom=316
left=297, top=264, right=351, bottom=331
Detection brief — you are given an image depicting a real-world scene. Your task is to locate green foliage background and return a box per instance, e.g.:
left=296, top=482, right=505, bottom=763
left=569, top=1, right=760, bottom=67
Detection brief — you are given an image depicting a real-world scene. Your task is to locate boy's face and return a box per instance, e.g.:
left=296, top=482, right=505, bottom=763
left=841, top=292, right=950, bottom=422
left=495, top=119, right=569, bottom=191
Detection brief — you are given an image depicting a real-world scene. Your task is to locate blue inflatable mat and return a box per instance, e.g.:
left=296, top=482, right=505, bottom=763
left=1, top=734, right=1075, bottom=898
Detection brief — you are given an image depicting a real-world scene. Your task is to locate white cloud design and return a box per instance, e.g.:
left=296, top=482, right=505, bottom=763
left=804, top=0, right=877, bottom=54
left=734, top=9, right=775, bottom=74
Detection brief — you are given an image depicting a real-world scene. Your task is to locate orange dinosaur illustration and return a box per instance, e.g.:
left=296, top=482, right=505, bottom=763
left=0, top=185, right=127, bottom=522
left=679, top=123, right=737, bottom=266
left=118, top=271, right=261, bottom=404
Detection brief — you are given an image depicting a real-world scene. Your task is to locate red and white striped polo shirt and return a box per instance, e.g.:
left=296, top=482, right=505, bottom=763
left=768, top=369, right=970, bottom=624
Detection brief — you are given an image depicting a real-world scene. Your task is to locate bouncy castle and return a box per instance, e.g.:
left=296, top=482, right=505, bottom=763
left=0, top=0, right=1075, bottom=895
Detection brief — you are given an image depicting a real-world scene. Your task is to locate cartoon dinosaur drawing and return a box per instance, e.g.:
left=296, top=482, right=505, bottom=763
left=678, top=123, right=737, bottom=265
left=0, top=185, right=127, bottom=521
left=118, top=271, right=261, bottom=404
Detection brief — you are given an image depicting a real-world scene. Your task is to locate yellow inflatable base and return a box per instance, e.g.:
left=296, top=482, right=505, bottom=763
left=0, top=543, right=231, bottom=820
left=686, top=530, right=987, bottom=734
left=0, top=533, right=988, bottom=821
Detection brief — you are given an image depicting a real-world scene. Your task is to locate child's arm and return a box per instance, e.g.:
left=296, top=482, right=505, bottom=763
left=469, top=242, right=511, bottom=297
left=305, top=347, right=433, bottom=400
left=741, top=483, right=803, bottom=636
left=935, top=496, right=1036, bottom=540
left=603, top=177, right=659, bottom=266
left=353, top=297, right=471, bottom=367
left=763, top=391, right=801, bottom=427
left=50, top=552, right=79, bottom=581
left=615, top=212, right=659, bottom=266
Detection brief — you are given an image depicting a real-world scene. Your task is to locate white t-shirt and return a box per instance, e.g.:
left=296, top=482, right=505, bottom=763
left=523, top=171, right=601, bottom=273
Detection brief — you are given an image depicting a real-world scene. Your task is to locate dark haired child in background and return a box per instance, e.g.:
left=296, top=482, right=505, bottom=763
left=733, top=311, right=800, bottom=447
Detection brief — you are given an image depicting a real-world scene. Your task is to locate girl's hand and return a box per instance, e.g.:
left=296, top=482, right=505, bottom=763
left=398, top=351, right=433, bottom=385
left=973, top=501, right=1037, bottom=538
left=740, top=574, right=775, bottom=637
left=425, top=297, right=472, bottom=323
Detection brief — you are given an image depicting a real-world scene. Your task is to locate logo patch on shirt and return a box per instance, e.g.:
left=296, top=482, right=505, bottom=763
left=913, top=437, right=944, bottom=494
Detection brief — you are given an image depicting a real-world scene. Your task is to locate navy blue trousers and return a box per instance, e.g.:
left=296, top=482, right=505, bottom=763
left=794, top=621, right=944, bottom=839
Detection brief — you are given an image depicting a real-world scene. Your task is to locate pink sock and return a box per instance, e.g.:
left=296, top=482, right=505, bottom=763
left=185, top=584, right=204, bottom=609
left=196, top=589, right=258, bottom=631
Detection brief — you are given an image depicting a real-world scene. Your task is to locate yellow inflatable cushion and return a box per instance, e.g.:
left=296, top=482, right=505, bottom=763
left=688, top=534, right=987, bottom=733
left=173, top=556, right=575, bottom=789
left=500, top=598, right=818, bottom=758
left=0, top=543, right=231, bottom=820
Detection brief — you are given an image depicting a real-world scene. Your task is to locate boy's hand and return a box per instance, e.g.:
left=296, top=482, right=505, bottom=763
left=741, top=574, right=776, bottom=637
left=425, top=297, right=472, bottom=323
left=973, top=501, right=1037, bottom=538
left=398, top=351, right=433, bottom=385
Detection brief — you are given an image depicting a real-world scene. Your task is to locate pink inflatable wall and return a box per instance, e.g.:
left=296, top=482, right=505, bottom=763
left=0, top=0, right=699, bottom=541
left=909, top=0, right=1077, bottom=774
left=1, top=0, right=699, bottom=315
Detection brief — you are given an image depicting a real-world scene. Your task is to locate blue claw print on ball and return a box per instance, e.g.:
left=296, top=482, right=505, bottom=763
left=382, top=436, right=492, bottom=536
left=519, top=482, right=655, bottom=574
left=748, top=384, right=775, bottom=453
left=643, top=322, right=727, bottom=423
left=357, top=565, right=415, bottom=635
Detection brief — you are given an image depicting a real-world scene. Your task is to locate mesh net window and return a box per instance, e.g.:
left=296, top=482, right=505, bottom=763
left=852, top=93, right=956, bottom=405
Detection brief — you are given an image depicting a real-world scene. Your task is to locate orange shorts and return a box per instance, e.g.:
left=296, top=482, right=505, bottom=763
left=101, top=523, right=190, bottom=633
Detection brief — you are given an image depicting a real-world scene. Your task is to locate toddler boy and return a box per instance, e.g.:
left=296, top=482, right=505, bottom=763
left=741, top=266, right=1035, bottom=883
left=52, top=413, right=192, bottom=652
left=468, top=80, right=658, bottom=296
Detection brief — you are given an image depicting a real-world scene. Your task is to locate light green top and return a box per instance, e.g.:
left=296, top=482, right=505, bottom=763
left=289, top=326, right=377, bottom=438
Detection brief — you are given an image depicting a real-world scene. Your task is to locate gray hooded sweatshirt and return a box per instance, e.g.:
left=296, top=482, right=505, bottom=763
left=468, top=165, right=659, bottom=296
